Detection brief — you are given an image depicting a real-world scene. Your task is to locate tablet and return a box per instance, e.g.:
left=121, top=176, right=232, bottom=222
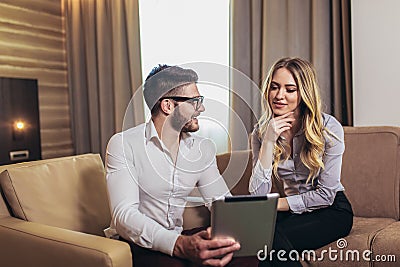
left=211, top=193, right=279, bottom=257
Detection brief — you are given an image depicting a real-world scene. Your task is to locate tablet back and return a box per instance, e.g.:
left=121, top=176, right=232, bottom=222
left=211, top=193, right=279, bottom=257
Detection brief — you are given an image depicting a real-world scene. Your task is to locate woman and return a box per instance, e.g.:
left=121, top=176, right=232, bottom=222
left=249, top=57, right=353, bottom=266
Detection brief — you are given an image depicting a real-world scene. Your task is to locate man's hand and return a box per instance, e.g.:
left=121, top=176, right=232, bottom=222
left=173, top=227, right=240, bottom=266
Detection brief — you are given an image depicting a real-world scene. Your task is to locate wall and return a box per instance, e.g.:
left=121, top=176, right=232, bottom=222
left=352, top=0, right=400, bottom=126
left=0, top=0, right=73, bottom=158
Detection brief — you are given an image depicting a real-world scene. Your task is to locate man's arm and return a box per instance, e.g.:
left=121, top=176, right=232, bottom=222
left=174, top=138, right=240, bottom=266
left=196, top=156, right=231, bottom=204
left=106, top=133, right=179, bottom=255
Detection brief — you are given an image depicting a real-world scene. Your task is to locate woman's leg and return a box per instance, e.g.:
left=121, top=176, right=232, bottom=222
left=277, top=191, right=353, bottom=251
left=259, top=191, right=353, bottom=266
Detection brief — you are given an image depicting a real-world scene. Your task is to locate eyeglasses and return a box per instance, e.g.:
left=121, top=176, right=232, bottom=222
left=160, top=96, right=204, bottom=110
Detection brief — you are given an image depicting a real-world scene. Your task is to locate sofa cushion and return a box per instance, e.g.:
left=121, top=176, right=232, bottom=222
left=0, top=190, right=9, bottom=218
left=370, top=221, right=400, bottom=266
left=0, top=157, right=78, bottom=219
left=341, top=127, right=400, bottom=219
left=216, top=150, right=252, bottom=195
left=183, top=150, right=282, bottom=230
left=0, top=154, right=111, bottom=236
left=301, top=217, right=395, bottom=267
left=183, top=151, right=253, bottom=230
left=216, top=150, right=284, bottom=196
left=183, top=205, right=210, bottom=230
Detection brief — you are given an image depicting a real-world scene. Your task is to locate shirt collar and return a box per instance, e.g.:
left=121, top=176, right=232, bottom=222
left=145, top=119, right=195, bottom=149
left=145, top=120, right=159, bottom=143
left=181, top=132, right=195, bottom=149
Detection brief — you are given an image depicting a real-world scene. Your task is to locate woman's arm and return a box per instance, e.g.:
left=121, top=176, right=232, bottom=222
left=248, top=130, right=273, bottom=195
left=249, top=113, right=295, bottom=195
left=285, top=116, right=345, bottom=214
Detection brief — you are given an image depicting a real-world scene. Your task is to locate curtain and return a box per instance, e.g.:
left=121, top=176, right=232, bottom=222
left=230, top=0, right=267, bottom=151
left=230, top=0, right=353, bottom=150
left=64, top=0, right=144, bottom=157
left=332, top=0, right=353, bottom=126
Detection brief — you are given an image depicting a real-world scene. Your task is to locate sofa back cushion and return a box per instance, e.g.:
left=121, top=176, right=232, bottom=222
left=216, top=150, right=284, bottom=196
left=0, top=163, right=19, bottom=217
left=0, top=154, right=111, bottom=236
left=0, top=158, right=74, bottom=218
left=0, top=190, right=10, bottom=218
left=183, top=150, right=253, bottom=229
left=216, top=150, right=253, bottom=195
left=341, top=126, right=400, bottom=219
left=183, top=149, right=283, bottom=230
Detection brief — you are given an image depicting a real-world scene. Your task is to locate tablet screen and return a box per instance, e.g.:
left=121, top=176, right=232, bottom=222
left=211, top=193, right=279, bottom=257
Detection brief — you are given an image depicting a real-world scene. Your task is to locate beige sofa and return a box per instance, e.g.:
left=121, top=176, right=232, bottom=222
left=184, top=126, right=400, bottom=267
left=0, top=154, right=132, bottom=267
left=1, top=126, right=399, bottom=267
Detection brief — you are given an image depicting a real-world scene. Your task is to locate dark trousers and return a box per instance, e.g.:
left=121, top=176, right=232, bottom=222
left=260, top=191, right=354, bottom=267
left=121, top=226, right=259, bottom=267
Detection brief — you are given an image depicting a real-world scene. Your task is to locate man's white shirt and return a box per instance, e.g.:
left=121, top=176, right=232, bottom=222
left=105, top=120, right=230, bottom=255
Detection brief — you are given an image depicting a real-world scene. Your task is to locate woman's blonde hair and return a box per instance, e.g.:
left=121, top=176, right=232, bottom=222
left=258, top=57, right=326, bottom=184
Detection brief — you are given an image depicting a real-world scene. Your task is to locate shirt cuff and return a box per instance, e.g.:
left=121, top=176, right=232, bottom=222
left=254, top=159, right=272, bottom=179
left=286, top=194, right=306, bottom=214
left=153, top=228, right=180, bottom=256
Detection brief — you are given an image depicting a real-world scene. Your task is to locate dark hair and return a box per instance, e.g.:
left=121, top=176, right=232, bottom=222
left=145, top=64, right=171, bottom=81
left=143, top=64, right=198, bottom=115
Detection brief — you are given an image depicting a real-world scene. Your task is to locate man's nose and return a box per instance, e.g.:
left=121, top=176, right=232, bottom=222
left=198, top=102, right=205, bottom=112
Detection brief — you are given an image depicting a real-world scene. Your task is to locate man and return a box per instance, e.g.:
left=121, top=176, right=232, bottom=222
left=105, top=65, right=258, bottom=267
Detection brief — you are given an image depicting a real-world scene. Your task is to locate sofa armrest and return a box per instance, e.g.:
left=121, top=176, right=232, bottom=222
left=0, top=216, right=132, bottom=267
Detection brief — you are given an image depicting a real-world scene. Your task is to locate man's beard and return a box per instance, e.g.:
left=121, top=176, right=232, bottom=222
left=171, top=108, right=199, bottom=133
left=181, top=119, right=198, bottom=133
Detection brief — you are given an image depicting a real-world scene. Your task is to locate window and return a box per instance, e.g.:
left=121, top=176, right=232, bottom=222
left=139, top=0, right=230, bottom=153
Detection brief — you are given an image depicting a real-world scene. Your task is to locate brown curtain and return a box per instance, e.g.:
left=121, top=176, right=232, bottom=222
left=230, top=0, right=267, bottom=151
left=332, top=0, right=353, bottom=126
left=230, top=0, right=353, bottom=147
left=64, top=0, right=144, bottom=157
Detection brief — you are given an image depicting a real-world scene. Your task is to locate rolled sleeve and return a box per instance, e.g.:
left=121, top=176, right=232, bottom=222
left=249, top=159, right=272, bottom=195
left=286, top=194, right=306, bottom=214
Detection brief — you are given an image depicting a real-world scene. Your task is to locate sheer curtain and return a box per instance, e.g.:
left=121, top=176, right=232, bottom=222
left=64, top=0, right=144, bottom=157
left=230, top=0, right=353, bottom=149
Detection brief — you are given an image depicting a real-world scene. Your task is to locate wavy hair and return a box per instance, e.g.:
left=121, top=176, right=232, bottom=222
left=258, top=57, right=328, bottom=184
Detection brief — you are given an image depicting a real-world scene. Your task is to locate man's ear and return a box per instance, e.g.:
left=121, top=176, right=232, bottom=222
left=160, top=99, right=174, bottom=115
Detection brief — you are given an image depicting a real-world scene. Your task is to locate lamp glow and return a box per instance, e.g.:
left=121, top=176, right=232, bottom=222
left=15, top=121, right=25, bottom=131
